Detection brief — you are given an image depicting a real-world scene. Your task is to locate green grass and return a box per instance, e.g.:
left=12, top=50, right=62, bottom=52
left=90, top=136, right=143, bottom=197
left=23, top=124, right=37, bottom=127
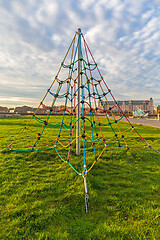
left=0, top=116, right=160, bottom=239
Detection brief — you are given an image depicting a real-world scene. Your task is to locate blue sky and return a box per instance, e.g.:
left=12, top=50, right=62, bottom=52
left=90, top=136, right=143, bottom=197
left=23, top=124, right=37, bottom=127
left=0, top=0, right=160, bottom=107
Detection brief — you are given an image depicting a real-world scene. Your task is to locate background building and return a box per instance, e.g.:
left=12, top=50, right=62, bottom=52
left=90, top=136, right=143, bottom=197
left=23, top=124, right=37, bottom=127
left=98, top=98, right=153, bottom=114
left=0, top=106, right=8, bottom=113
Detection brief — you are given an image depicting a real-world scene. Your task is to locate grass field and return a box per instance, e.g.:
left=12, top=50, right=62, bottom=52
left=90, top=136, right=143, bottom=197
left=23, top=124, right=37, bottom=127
left=0, top=116, right=160, bottom=239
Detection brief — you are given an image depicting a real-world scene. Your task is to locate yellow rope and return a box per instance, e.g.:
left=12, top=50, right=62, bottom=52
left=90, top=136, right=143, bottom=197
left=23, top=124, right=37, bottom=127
left=87, top=146, right=106, bottom=172
left=99, top=83, right=128, bottom=147
left=9, top=33, right=77, bottom=147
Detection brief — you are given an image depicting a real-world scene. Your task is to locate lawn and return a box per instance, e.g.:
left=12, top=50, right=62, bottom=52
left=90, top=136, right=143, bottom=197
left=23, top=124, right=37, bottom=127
left=0, top=116, right=160, bottom=239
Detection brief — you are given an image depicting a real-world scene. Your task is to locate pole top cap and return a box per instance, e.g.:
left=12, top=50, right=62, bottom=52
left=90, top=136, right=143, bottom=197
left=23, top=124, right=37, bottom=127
left=77, top=28, right=81, bottom=33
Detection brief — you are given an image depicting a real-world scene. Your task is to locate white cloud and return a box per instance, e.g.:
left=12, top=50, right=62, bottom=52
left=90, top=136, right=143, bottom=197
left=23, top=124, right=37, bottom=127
left=35, top=0, right=58, bottom=26
left=0, top=0, right=160, bottom=107
left=78, top=0, right=96, bottom=11
left=142, top=9, right=154, bottom=21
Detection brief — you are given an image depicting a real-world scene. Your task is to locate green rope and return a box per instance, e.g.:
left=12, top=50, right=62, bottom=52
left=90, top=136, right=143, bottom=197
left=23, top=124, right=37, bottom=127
left=55, top=148, right=82, bottom=175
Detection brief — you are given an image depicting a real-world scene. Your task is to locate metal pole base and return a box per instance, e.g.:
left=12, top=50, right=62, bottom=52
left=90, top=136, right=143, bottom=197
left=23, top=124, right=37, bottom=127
left=85, top=193, right=89, bottom=213
left=83, top=175, right=89, bottom=213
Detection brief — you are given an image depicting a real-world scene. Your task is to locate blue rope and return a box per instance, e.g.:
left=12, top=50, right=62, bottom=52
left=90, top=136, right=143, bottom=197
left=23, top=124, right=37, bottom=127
left=79, top=35, right=87, bottom=173
left=55, top=33, right=80, bottom=149
left=81, top=45, right=97, bottom=162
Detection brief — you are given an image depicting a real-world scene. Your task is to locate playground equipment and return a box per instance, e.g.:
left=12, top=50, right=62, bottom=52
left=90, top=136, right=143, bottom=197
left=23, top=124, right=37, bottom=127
left=133, top=107, right=148, bottom=118
left=4, top=29, right=159, bottom=212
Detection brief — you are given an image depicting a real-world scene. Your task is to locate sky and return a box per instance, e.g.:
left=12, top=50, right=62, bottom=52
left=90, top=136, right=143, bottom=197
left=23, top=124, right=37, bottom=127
left=0, top=0, right=160, bottom=107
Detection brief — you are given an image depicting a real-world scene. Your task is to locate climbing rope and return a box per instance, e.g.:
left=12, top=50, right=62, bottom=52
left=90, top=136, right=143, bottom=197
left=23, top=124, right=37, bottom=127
left=2, top=29, right=159, bottom=176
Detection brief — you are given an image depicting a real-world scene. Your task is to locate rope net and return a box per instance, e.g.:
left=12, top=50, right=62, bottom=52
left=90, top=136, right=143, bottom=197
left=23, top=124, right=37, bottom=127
left=6, top=30, right=150, bottom=175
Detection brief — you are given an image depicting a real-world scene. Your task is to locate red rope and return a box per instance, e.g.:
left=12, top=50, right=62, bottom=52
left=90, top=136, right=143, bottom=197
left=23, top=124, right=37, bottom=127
left=82, top=34, right=107, bottom=147
left=82, top=34, right=149, bottom=146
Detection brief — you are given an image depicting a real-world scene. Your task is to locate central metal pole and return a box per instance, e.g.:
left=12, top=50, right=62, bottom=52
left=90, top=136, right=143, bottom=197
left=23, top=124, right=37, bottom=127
left=84, top=175, right=89, bottom=213
left=76, top=28, right=81, bottom=155
left=76, top=29, right=89, bottom=213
